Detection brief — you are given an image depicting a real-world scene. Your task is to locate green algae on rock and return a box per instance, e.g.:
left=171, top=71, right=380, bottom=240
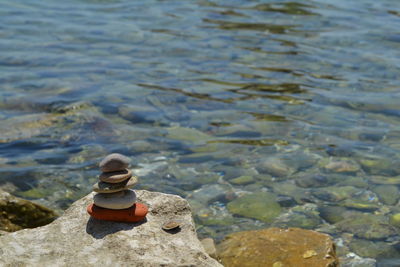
left=166, top=126, right=212, bottom=143
left=230, top=175, right=254, bottom=185
left=272, top=204, right=322, bottom=229
left=340, top=200, right=380, bottom=211
left=318, top=205, right=348, bottom=224
left=295, top=173, right=333, bottom=188
left=256, top=157, right=296, bottom=177
left=272, top=181, right=309, bottom=204
left=312, top=186, right=360, bottom=202
left=335, top=214, right=398, bottom=240
left=17, top=187, right=53, bottom=199
left=322, top=158, right=360, bottom=174
left=336, top=176, right=369, bottom=188
left=0, top=189, right=57, bottom=232
left=118, top=104, right=161, bottom=124
left=370, top=175, right=400, bottom=185
left=359, top=158, right=399, bottom=176
left=227, top=192, right=281, bottom=222
left=389, top=213, right=400, bottom=228
left=349, top=238, right=400, bottom=259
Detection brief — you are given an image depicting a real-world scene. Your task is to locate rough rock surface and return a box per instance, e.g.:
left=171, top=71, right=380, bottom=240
left=0, top=189, right=57, bottom=232
left=0, top=190, right=221, bottom=267
left=201, top=238, right=218, bottom=260
left=217, top=227, right=339, bottom=267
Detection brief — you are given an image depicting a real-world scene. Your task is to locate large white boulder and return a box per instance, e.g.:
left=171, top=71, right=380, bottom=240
left=0, top=190, right=221, bottom=267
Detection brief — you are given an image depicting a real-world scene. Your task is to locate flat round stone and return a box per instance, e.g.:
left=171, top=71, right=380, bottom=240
left=93, top=190, right=136, bottom=210
left=93, top=176, right=138, bottom=193
left=99, top=169, right=132, bottom=183
left=100, top=153, right=130, bottom=173
left=87, top=202, right=148, bottom=223
left=162, top=219, right=183, bottom=230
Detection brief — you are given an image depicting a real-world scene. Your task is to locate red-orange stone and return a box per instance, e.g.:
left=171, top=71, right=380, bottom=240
left=87, top=202, right=148, bottom=222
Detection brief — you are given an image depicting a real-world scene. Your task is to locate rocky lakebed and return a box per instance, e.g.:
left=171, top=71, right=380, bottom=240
left=1, top=0, right=400, bottom=266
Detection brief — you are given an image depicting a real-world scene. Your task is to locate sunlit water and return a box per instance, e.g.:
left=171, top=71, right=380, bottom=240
left=1, top=0, right=400, bottom=264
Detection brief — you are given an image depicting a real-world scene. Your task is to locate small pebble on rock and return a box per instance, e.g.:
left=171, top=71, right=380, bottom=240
left=162, top=219, right=183, bottom=230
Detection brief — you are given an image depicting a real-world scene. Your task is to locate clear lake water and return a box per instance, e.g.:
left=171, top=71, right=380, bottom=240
left=1, top=0, right=400, bottom=264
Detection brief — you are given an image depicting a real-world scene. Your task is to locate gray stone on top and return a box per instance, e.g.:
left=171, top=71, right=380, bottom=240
left=0, top=190, right=221, bottom=267
left=99, top=153, right=130, bottom=172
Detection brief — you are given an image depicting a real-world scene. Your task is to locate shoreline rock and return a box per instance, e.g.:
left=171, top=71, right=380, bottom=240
left=0, top=190, right=221, bottom=267
left=217, top=227, right=339, bottom=267
left=0, top=189, right=57, bottom=232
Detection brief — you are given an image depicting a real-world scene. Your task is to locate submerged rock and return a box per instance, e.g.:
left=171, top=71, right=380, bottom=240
left=227, top=192, right=281, bottom=223
left=166, top=126, right=211, bottom=143
left=256, top=157, right=295, bottom=178
left=335, top=214, right=398, bottom=240
left=338, top=189, right=381, bottom=211
left=389, top=213, right=400, bottom=228
left=296, top=173, right=333, bottom=188
left=318, top=205, right=348, bottom=224
left=336, top=176, right=369, bottom=188
left=229, top=175, right=254, bottom=185
left=340, top=253, right=376, bottom=267
left=272, top=182, right=315, bottom=205
left=370, top=175, right=400, bottom=185
left=340, top=199, right=380, bottom=211
left=348, top=238, right=400, bottom=259
left=323, top=159, right=360, bottom=174
left=0, top=113, right=57, bottom=143
left=217, top=228, right=339, bottom=267
left=0, top=190, right=221, bottom=266
left=312, top=186, right=360, bottom=202
left=275, top=195, right=297, bottom=207
left=192, top=199, right=236, bottom=227
left=272, top=204, right=322, bottom=229
left=359, top=158, right=399, bottom=176
left=187, top=184, right=234, bottom=205
left=0, top=189, right=57, bottom=232
left=118, top=104, right=161, bottom=124
left=372, top=185, right=399, bottom=205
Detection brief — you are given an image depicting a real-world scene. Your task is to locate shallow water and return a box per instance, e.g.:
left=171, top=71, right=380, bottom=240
left=1, top=0, right=400, bottom=263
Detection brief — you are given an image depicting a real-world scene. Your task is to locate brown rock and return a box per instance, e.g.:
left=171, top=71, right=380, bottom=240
left=323, top=160, right=360, bottom=173
left=217, top=228, right=338, bottom=267
left=0, top=189, right=57, bottom=232
left=99, top=169, right=132, bottom=183
left=93, top=176, right=138, bottom=193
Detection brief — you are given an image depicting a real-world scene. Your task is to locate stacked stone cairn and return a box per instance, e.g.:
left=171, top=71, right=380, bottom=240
left=87, top=153, right=148, bottom=222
